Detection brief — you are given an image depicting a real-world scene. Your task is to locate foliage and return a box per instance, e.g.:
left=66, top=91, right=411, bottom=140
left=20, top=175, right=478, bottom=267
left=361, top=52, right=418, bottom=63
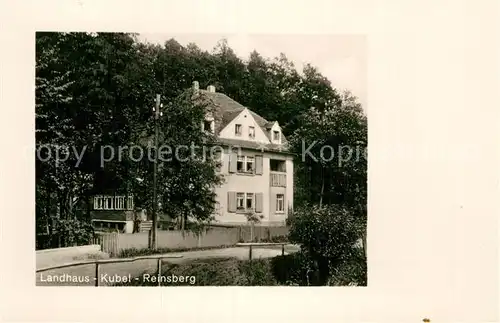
left=114, top=252, right=364, bottom=286
left=288, top=204, right=364, bottom=284
left=115, top=257, right=277, bottom=286
left=271, top=252, right=318, bottom=285
left=271, top=249, right=367, bottom=286
left=289, top=94, right=367, bottom=211
left=36, top=32, right=366, bottom=260
left=130, top=88, right=224, bottom=225
left=239, top=259, right=277, bottom=286
left=328, top=248, right=367, bottom=286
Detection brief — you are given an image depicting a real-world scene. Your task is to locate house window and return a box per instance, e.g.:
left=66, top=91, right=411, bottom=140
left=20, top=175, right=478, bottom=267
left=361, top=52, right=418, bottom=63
left=114, top=196, right=125, bottom=210
left=235, top=124, right=242, bottom=136
left=103, top=197, right=114, bottom=210
left=235, top=155, right=256, bottom=174
left=246, top=156, right=254, bottom=172
left=203, top=120, right=213, bottom=133
left=93, top=196, right=103, bottom=210
left=249, top=126, right=255, bottom=139
left=273, top=130, right=280, bottom=141
left=246, top=193, right=254, bottom=210
left=237, top=193, right=245, bottom=210
left=270, top=159, right=286, bottom=172
left=94, top=195, right=133, bottom=210
left=276, top=194, right=284, bottom=213
left=237, top=155, right=245, bottom=172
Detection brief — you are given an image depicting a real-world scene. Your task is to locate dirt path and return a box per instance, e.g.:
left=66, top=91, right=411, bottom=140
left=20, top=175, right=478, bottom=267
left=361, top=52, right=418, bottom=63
left=36, top=245, right=299, bottom=286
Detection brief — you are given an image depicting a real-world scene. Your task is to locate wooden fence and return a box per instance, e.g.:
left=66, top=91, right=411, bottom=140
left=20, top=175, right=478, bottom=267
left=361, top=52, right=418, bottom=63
left=93, top=225, right=289, bottom=256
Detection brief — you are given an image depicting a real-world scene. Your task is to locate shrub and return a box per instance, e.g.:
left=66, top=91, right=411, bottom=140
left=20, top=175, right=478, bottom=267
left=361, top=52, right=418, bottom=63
left=288, top=204, right=364, bottom=284
left=166, top=257, right=243, bottom=285
left=328, top=248, right=367, bottom=286
left=115, top=257, right=278, bottom=286
left=47, top=218, right=95, bottom=248
left=239, top=259, right=277, bottom=286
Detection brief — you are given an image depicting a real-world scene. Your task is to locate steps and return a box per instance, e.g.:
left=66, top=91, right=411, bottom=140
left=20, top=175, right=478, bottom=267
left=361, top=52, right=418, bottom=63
left=139, top=220, right=153, bottom=232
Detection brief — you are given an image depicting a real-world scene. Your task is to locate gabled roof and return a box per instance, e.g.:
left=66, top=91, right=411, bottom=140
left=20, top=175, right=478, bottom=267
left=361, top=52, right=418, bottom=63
left=194, top=89, right=288, bottom=151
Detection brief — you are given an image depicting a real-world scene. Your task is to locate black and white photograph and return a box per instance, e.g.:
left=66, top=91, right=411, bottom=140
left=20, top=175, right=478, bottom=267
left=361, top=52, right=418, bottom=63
left=35, top=32, right=367, bottom=286
left=2, top=1, right=498, bottom=322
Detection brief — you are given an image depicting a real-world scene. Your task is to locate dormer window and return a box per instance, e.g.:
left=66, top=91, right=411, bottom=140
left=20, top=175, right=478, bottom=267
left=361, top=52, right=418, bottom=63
left=273, top=130, right=280, bottom=142
left=203, top=120, right=213, bottom=133
left=201, top=117, right=214, bottom=133
left=248, top=126, right=255, bottom=139
left=235, top=124, right=242, bottom=136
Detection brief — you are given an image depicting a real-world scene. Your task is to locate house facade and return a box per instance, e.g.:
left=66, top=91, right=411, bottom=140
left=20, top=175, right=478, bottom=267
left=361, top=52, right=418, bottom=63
left=89, top=82, right=294, bottom=231
left=195, top=82, right=294, bottom=226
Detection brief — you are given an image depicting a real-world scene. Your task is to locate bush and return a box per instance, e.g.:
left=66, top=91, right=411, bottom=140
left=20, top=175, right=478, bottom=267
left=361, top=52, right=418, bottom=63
left=167, top=257, right=243, bottom=285
left=114, top=251, right=366, bottom=286
left=239, top=259, right=277, bottom=286
left=328, top=248, right=367, bottom=286
left=115, top=257, right=278, bottom=286
left=36, top=218, right=95, bottom=249
left=271, top=252, right=316, bottom=285
left=288, top=204, right=365, bottom=284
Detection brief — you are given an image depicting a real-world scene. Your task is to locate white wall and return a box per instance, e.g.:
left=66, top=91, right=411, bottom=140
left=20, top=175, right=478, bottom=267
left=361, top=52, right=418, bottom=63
left=219, top=108, right=270, bottom=144
left=214, top=148, right=293, bottom=225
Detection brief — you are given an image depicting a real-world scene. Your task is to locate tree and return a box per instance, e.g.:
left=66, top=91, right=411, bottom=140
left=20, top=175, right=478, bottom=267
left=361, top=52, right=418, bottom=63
left=288, top=204, right=365, bottom=285
left=36, top=32, right=156, bottom=245
left=130, top=89, right=224, bottom=230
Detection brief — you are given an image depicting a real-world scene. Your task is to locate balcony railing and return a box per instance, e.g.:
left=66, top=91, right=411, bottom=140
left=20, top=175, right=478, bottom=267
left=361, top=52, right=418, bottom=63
left=270, top=172, right=286, bottom=187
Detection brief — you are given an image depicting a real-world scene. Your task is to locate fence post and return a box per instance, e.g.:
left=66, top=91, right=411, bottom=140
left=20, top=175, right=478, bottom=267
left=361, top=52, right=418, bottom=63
left=157, top=258, right=162, bottom=287
left=281, top=243, right=285, bottom=256
left=248, top=245, right=253, bottom=260
left=95, top=262, right=99, bottom=287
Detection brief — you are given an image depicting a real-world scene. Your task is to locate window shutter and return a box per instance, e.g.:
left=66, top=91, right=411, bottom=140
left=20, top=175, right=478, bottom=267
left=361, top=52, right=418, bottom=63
left=270, top=193, right=277, bottom=213
left=229, top=153, right=237, bottom=173
left=255, top=155, right=263, bottom=175
left=227, top=191, right=237, bottom=212
left=255, top=193, right=263, bottom=213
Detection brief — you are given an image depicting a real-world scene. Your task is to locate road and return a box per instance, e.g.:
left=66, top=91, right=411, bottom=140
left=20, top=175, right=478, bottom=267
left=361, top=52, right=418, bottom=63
left=35, top=245, right=300, bottom=286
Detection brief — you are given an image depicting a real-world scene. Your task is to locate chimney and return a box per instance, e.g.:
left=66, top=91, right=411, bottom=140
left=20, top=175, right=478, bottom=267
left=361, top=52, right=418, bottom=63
left=193, top=81, right=199, bottom=91
left=207, top=85, right=216, bottom=93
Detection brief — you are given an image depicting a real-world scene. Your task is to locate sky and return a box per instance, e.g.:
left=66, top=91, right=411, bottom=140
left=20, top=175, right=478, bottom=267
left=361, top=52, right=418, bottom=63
left=138, top=34, right=366, bottom=108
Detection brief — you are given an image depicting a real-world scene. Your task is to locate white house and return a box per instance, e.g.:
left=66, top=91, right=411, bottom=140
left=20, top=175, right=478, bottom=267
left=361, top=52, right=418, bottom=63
left=194, top=81, right=294, bottom=226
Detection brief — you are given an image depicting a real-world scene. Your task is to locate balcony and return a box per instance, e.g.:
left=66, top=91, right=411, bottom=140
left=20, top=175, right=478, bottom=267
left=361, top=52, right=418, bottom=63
left=270, top=172, right=286, bottom=187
